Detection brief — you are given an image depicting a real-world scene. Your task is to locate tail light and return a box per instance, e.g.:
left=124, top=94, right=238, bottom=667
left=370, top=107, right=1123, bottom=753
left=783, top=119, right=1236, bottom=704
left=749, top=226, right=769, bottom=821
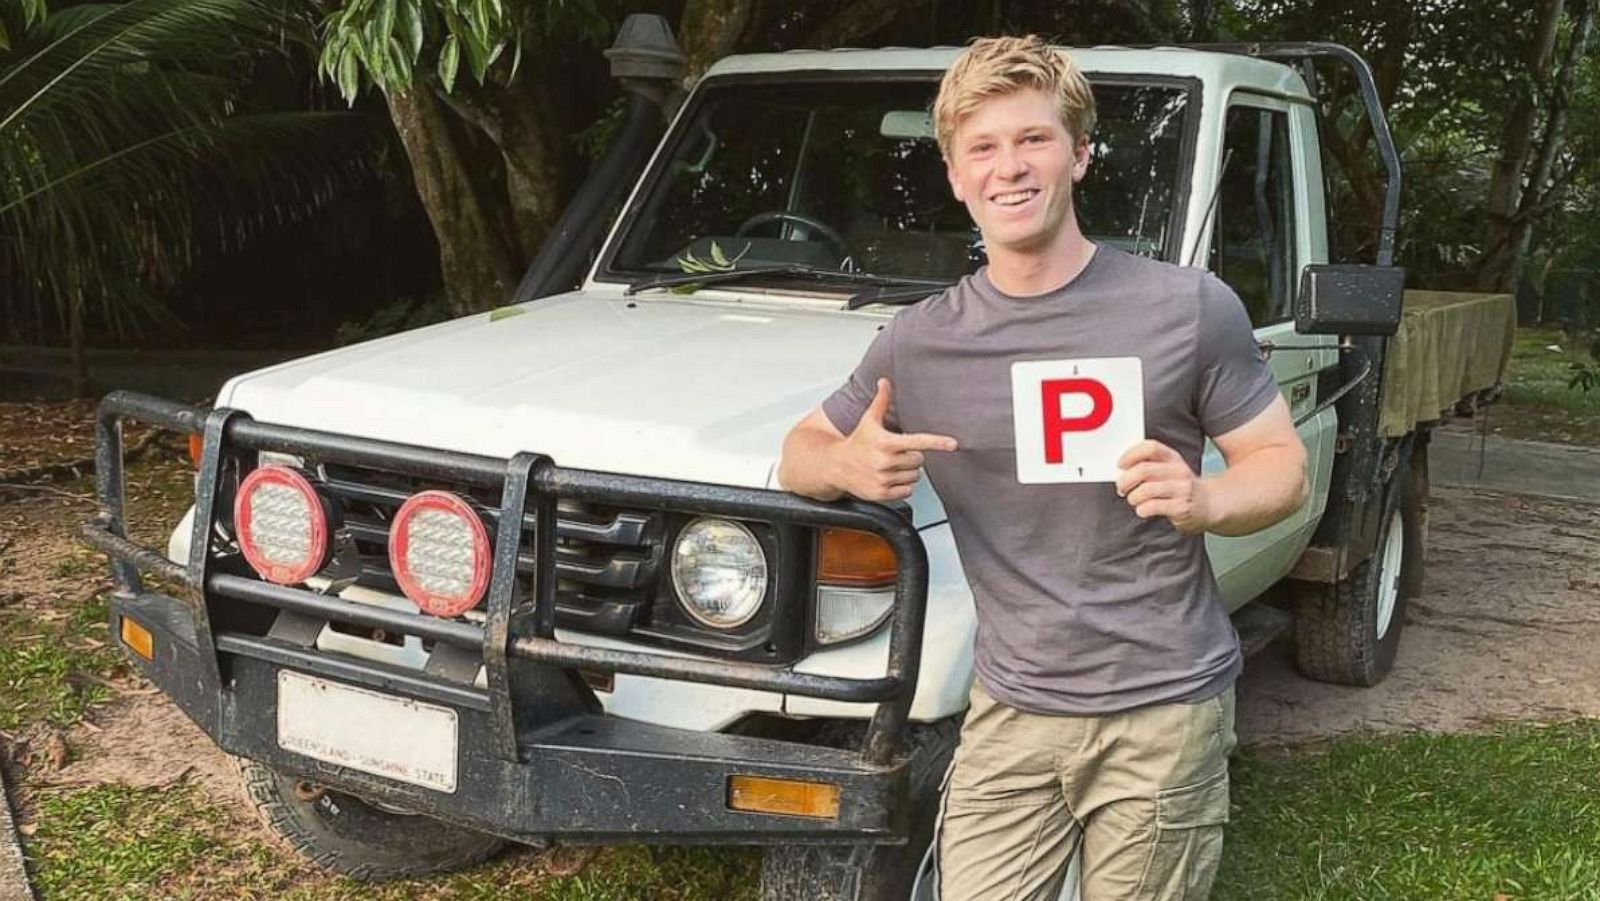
left=388, top=491, right=492, bottom=618
left=234, top=465, right=331, bottom=584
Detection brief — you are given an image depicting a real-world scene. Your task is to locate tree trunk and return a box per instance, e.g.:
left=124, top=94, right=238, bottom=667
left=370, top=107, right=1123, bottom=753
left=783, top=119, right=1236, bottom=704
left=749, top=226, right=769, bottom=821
left=68, top=291, right=87, bottom=399
left=802, top=0, right=924, bottom=49
left=497, top=83, right=569, bottom=262
left=1186, top=0, right=1215, bottom=41
left=680, top=0, right=757, bottom=81
left=1477, top=0, right=1565, bottom=292
left=1506, top=0, right=1595, bottom=291
left=1320, top=3, right=1410, bottom=262
left=386, top=87, right=521, bottom=315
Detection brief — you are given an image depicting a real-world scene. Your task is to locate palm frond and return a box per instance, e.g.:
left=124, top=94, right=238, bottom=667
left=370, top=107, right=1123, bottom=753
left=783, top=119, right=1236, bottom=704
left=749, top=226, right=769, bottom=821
left=0, top=0, right=374, bottom=340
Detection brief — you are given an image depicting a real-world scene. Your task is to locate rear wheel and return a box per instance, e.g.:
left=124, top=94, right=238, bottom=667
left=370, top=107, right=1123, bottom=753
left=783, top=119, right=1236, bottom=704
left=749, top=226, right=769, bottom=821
left=759, top=718, right=959, bottom=901
left=238, top=759, right=505, bottom=880
left=1295, top=443, right=1419, bottom=686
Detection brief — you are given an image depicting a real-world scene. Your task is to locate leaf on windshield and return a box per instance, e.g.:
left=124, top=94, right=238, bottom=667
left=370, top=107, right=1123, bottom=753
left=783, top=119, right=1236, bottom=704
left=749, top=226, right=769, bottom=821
left=676, top=240, right=749, bottom=275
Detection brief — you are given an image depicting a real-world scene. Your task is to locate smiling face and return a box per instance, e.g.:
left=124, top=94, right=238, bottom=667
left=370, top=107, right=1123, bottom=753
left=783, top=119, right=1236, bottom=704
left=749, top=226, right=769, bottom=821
left=945, top=88, right=1091, bottom=257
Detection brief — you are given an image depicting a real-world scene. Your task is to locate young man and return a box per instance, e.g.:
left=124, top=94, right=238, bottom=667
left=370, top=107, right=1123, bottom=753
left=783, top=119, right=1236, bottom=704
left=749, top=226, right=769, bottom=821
left=777, top=36, right=1309, bottom=900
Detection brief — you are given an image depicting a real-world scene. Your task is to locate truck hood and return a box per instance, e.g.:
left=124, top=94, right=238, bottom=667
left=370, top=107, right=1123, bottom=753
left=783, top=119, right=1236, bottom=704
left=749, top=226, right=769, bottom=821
left=220, top=290, right=888, bottom=489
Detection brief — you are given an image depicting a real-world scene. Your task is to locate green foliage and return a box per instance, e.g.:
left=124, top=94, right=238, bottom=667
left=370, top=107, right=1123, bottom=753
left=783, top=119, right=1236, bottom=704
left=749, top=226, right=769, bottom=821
left=1571, top=360, right=1600, bottom=392
left=0, top=0, right=47, bottom=50
left=572, top=95, right=626, bottom=161
left=0, top=0, right=377, bottom=339
left=334, top=293, right=454, bottom=344
left=1226, top=0, right=1598, bottom=289
left=317, top=0, right=612, bottom=103
left=1507, top=327, right=1600, bottom=412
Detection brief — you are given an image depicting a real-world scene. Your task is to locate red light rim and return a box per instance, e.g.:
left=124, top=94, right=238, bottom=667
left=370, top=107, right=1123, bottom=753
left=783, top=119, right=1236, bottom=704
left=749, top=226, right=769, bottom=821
left=388, top=490, right=492, bottom=618
left=234, top=465, right=328, bottom=585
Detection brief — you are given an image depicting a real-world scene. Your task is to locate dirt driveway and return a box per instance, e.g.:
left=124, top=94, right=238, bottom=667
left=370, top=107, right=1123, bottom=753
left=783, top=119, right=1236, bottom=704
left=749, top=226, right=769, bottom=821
left=1237, top=482, right=1600, bottom=744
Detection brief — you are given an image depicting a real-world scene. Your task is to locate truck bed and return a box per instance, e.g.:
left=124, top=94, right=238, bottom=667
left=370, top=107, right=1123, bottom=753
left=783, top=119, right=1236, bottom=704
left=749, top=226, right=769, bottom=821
left=1380, top=290, right=1517, bottom=437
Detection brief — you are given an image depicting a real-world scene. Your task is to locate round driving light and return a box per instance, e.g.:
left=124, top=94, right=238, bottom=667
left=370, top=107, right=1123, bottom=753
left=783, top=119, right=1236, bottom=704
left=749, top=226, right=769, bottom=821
left=234, top=465, right=329, bottom=585
left=389, top=490, right=492, bottom=617
left=670, top=518, right=768, bottom=629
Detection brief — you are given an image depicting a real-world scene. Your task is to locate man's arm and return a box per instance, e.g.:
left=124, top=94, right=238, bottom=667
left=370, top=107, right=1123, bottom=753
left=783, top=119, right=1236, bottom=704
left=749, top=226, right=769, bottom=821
left=1115, top=394, right=1308, bottom=536
left=778, top=408, right=853, bottom=502
left=778, top=379, right=959, bottom=503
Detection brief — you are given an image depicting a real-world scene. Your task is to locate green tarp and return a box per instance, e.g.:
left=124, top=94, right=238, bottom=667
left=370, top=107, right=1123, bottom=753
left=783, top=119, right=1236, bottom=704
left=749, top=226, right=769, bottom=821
left=1380, top=291, right=1517, bottom=437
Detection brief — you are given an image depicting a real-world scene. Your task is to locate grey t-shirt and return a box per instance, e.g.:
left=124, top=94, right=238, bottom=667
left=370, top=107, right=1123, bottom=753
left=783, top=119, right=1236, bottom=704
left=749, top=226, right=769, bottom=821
left=821, top=246, right=1279, bottom=715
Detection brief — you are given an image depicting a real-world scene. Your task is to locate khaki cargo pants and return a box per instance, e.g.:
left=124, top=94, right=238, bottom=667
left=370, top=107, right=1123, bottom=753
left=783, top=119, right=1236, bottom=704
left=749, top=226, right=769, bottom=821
left=937, top=683, right=1237, bottom=901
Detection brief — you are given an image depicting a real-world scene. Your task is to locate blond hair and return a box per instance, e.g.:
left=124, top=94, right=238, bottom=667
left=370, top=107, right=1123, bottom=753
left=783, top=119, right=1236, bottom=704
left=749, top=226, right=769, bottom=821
left=933, top=35, right=1096, bottom=156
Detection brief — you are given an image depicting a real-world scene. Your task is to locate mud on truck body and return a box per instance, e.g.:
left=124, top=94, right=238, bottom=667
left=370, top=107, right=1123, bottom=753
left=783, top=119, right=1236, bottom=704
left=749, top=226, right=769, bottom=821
left=85, top=20, right=1514, bottom=901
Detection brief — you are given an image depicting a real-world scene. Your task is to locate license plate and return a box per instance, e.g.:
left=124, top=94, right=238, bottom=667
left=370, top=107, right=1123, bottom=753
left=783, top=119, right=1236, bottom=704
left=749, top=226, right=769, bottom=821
left=276, top=671, right=458, bottom=793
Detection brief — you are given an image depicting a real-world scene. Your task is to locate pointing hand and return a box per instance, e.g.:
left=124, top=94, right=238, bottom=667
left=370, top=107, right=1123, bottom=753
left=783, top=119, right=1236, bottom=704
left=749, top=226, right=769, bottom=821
left=837, top=379, right=959, bottom=502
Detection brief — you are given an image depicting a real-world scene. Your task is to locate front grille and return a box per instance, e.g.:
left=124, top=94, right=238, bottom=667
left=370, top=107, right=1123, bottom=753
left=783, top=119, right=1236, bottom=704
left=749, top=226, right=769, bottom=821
left=319, top=463, right=663, bottom=634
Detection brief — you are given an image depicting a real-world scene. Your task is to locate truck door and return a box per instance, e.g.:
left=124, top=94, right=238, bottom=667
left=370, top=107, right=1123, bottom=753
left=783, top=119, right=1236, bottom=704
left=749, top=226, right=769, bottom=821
left=1201, top=93, right=1337, bottom=608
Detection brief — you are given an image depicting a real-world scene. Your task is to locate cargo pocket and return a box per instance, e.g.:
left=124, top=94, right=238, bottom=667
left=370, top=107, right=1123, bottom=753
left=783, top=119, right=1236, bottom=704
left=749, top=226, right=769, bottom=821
left=1135, top=770, right=1230, bottom=900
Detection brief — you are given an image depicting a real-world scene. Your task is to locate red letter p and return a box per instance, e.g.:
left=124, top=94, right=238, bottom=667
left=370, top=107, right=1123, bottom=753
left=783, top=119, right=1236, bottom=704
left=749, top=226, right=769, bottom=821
left=1041, top=378, right=1113, bottom=465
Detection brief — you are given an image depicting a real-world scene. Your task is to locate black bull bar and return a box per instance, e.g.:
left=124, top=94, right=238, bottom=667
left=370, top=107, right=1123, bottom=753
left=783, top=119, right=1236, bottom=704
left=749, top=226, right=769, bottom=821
left=80, top=391, right=931, bottom=844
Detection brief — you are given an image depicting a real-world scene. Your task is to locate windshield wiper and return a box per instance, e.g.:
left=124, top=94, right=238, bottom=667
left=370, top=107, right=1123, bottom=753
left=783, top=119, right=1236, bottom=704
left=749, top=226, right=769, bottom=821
left=623, top=264, right=947, bottom=296
left=844, top=281, right=955, bottom=310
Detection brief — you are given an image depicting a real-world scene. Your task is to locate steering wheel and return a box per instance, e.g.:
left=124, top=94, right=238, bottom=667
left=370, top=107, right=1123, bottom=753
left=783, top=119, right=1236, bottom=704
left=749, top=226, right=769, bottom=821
left=734, top=210, right=853, bottom=261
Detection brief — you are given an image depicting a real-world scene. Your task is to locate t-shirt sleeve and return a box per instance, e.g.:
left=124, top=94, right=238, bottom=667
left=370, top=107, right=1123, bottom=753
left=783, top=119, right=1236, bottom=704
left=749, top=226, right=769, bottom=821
left=1195, top=275, right=1281, bottom=437
left=821, top=321, right=899, bottom=434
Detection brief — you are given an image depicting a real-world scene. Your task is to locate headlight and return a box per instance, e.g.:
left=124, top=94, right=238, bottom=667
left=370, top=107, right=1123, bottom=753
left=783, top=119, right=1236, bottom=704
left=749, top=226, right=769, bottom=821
left=389, top=490, right=492, bottom=618
left=671, top=518, right=768, bottom=628
left=233, top=465, right=329, bottom=585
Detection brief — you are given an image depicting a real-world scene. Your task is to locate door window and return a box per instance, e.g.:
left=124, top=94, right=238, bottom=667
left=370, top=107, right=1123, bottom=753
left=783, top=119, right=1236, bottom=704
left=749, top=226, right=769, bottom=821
left=1210, top=106, right=1297, bottom=326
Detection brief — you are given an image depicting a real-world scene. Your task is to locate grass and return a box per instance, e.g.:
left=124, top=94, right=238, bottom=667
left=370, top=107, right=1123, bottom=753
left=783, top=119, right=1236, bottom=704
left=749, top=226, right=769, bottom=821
left=23, top=781, right=759, bottom=901
left=25, top=783, right=275, bottom=901
left=1217, top=721, right=1600, bottom=900
left=0, top=452, right=193, bottom=731
left=24, top=721, right=1600, bottom=899
left=0, top=590, right=123, bottom=732
left=1486, top=327, right=1600, bottom=446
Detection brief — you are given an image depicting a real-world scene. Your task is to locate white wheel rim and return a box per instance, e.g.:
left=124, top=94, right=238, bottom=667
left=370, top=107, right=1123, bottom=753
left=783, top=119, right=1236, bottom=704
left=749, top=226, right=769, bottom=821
left=1375, top=509, right=1404, bottom=640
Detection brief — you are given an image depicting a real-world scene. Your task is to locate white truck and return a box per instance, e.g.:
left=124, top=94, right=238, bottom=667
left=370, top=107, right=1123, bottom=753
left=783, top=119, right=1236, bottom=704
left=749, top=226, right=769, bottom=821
left=85, top=20, right=1514, bottom=900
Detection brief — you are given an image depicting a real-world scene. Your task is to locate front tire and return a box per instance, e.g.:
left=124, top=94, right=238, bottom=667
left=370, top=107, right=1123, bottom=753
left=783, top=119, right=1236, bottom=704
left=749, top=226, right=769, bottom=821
left=759, top=718, right=959, bottom=901
left=238, top=759, right=505, bottom=880
left=1294, top=443, right=1418, bottom=687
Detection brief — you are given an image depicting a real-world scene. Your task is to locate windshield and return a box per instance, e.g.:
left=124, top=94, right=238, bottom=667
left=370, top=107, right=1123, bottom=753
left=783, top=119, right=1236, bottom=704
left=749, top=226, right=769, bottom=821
left=603, top=77, right=1193, bottom=289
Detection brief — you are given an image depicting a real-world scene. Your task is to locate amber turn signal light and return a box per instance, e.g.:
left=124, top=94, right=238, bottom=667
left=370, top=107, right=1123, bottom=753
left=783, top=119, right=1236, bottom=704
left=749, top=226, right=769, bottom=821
left=816, top=528, right=897, bottom=586
left=728, top=775, right=841, bottom=820
left=187, top=433, right=204, bottom=468
left=120, top=616, right=154, bottom=661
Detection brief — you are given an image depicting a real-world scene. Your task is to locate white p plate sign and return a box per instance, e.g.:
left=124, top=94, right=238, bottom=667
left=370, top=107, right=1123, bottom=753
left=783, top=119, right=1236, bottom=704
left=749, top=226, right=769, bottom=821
left=1011, top=357, right=1144, bottom=484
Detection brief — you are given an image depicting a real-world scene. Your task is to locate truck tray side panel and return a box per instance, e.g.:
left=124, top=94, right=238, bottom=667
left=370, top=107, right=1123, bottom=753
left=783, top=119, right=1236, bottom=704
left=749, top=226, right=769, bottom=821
left=1381, top=291, right=1516, bottom=437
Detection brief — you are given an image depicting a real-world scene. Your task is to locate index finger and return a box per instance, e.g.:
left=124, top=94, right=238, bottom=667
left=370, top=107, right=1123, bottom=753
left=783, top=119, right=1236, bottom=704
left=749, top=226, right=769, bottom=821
left=885, top=431, right=960, bottom=453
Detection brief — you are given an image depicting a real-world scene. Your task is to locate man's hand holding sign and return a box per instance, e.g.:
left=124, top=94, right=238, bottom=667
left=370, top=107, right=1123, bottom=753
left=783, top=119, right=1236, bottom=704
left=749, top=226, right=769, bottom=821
left=1115, top=439, right=1211, bottom=534
left=1010, top=354, right=1300, bottom=536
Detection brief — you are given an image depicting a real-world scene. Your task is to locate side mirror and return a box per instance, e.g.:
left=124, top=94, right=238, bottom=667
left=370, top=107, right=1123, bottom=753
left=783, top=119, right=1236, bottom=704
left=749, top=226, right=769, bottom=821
left=1294, top=264, right=1405, bottom=336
